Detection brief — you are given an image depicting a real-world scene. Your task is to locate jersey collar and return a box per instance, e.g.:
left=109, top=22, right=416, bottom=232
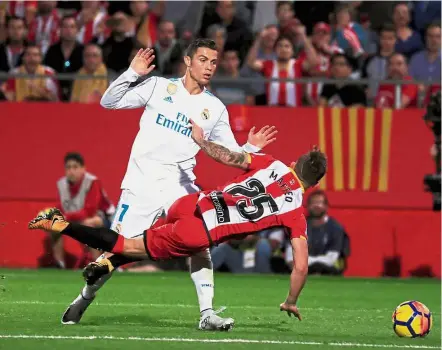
left=288, top=167, right=305, bottom=193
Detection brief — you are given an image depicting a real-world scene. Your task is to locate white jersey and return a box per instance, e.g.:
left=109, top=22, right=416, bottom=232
left=100, top=68, right=258, bottom=196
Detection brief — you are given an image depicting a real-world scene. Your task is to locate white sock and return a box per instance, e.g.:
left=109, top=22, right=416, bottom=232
left=81, top=273, right=112, bottom=299
left=81, top=254, right=112, bottom=299
left=190, top=249, right=214, bottom=313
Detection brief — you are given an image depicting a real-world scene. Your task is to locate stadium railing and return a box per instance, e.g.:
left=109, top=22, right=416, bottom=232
left=0, top=71, right=438, bottom=108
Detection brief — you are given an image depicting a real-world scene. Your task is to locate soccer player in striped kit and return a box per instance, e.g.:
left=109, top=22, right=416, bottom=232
left=29, top=121, right=327, bottom=323
left=60, top=38, right=277, bottom=330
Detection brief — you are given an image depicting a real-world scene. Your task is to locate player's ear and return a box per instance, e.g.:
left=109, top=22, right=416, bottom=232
left=184, top=55, right=191, bottom=67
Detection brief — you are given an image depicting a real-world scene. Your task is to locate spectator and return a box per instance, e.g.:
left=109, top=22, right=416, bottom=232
left=362, top=24, right=397, bottom=101
left=276, top=1, right=295, bottom=35
left=102, top=12, right=134, bottom=74
left=51, top=152, right=115, bottom=269
left=247, top=30, right=318, bottom=107
left=412, top=1, right=441, bottom=34
left=152, top=20, right=182, bottom=76
left=392, top=2, right=424, bottom=58
left=75, top=1, right=108, bottom=45
left=27, top=1, right=60, bottom=56
left=286, top=190, right=348, bottom=275
left=70, top=44, right=108, bottom=103
left=200, top=1, right=253, bottom=63
left=359, top=12, right=379, bottom=55
left=44, top=15, right=84, bottom=101
left=211, top=234, right=277, bottom=274
left=4, top=44, right=59, bottom=102
left=129, top=0, right=163, bottom=49
left=320, top=53, right=366, bottom=107
left=241, top=25, right=279, bottom=105
left=332, top=3, right=367, bottom=58
left=206, top=24, right=227, bottom=56
left=0, top=16, right=26, bottom=73
left=303, top=22, right=342, bottom=106
left=375, top=53, right=418, bottom=109
left=6, top=1, right=37, bottom=27
left=211, top=49, right=255, bottom=105
left=409, top=22, right=441, bottom=84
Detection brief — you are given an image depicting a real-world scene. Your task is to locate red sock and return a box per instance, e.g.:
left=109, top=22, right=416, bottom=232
left=112, top=235, right=125, bottom=254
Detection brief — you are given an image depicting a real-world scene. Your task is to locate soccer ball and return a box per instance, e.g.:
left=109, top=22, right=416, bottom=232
left=392, top=301, right=433, bottom=338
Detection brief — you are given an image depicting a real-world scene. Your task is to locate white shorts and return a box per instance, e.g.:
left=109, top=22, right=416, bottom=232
left=111, top=183, right=200, bottom=238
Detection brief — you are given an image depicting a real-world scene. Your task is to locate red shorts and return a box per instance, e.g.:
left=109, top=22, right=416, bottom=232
left=146, top=193, right=210, bottom=260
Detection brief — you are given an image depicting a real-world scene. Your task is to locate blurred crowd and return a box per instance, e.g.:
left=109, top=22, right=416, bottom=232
left=0, top=1, right=440, bottom=108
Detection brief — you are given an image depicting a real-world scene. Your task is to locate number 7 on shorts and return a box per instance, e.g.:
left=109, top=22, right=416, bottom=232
left=118, top=204, right=129, bottom=222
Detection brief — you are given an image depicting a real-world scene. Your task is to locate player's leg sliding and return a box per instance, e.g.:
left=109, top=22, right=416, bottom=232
left=61, top=254, right=140, bottom=324
left=190, top=249, right=234, bottom=331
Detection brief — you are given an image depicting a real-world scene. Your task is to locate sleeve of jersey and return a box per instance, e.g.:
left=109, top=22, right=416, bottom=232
left=247, top=153, right=275, bottom=171
left=286, top=213, right=307, bottom=241
left=209, top=108, right=260, bottom=153
left=100, top=68, right=157, bottom=109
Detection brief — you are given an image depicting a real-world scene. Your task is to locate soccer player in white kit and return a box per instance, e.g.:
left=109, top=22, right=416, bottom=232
left=61, top=39, right=277, bottom=330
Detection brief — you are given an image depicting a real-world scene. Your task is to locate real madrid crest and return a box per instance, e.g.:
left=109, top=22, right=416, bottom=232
left=167, top=83, right=177, bottom=95
left=201, top=108, right=210, bottom=120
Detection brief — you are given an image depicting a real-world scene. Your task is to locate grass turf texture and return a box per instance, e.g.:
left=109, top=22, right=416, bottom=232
left=0, top=269, right=440, bottom=350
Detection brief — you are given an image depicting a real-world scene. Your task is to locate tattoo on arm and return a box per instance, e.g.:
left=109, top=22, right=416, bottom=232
left=198, top=139, right=248, bottom=170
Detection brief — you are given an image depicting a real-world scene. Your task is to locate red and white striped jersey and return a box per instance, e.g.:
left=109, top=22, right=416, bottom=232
left=197, top=153, right=307, bottom=245
left=261, top=59, right=303, bottom=107
left=28, top=10, right=61, bottom=55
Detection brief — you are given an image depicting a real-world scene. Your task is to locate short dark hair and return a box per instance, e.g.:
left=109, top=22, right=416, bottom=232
left=307, top=190, right=329, bottom=206
left=426, top=21, right=441, bottom=33
left=380, top=23, right=396, bottom=35
left=276, top=1, right=293, bottom=11
left=294, top=147, right=327, bottom=188
left=24, top=43, right=41, bottom=54
left=64, top=152, right=85, bottom=166
left=388, top=52, right=407, bottom=64
left=6, top=15, right=25, bottom=27
left=61, top=15, right=77, bottom=26
left=331, top=53, right=357, bottom=71
left=274, top=35, right=294, bottom=50
left=185, top=38, right=217, bottom=58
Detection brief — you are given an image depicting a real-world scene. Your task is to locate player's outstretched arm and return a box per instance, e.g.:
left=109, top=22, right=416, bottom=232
left=190, top=119, right=250, bottom=170
left=100, top=48, right=156, bottom=110
left=280, top=237, right=308, bottom=321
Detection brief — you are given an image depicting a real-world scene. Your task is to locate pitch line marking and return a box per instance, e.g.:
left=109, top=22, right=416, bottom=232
left=0, top=335, right=439, bottom=349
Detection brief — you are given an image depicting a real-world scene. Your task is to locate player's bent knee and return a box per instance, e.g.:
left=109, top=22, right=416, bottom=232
left=123, top=238, right=148, bottom=258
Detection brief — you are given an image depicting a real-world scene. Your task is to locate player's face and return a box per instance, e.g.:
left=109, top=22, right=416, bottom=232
left=188, top=47, right=218, bottom=86
left=308, top=195, right=327, bottom=218
left=65, top=160, right=85, bottom=184
left=275, top=38, right=294, bottom=61
left=388, top=55, right=407, bottom=79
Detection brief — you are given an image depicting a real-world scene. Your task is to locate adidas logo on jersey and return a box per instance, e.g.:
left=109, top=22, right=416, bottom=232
left=163, top=96, right=173, bottom=103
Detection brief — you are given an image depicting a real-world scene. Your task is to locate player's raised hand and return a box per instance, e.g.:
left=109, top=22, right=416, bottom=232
left=189, top=119, right=204, bottom=144
left=130, top=48, right=155, bottom=76
left=280, top=301, right=302, bottom=321
left=247, top=125, right=278, bottom=150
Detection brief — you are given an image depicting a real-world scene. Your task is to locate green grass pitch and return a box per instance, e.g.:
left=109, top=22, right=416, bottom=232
left=0, top=269, right=440, bottom=350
